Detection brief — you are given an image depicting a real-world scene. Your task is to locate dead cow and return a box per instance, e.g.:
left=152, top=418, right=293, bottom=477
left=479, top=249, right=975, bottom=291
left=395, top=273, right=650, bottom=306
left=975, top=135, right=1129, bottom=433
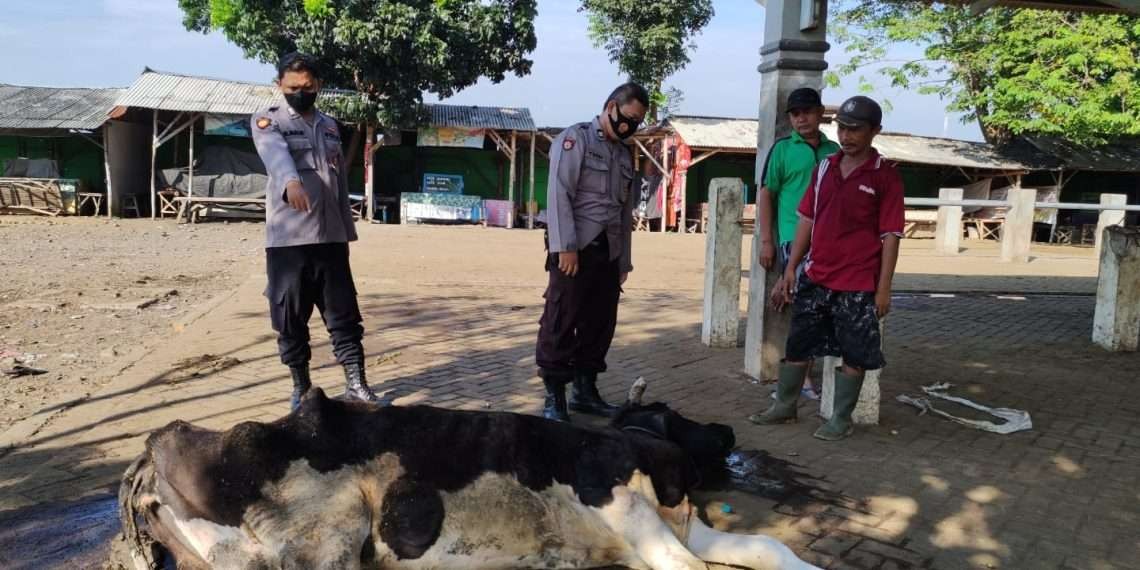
left=118, top=387, right=821, bottom=570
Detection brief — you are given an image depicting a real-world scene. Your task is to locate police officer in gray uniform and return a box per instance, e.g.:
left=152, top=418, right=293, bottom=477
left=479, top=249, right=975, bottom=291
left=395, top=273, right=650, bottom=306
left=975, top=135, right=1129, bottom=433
left=251, top=52, right=381, bottom=410
left=535, top=82, right=649, bottom=422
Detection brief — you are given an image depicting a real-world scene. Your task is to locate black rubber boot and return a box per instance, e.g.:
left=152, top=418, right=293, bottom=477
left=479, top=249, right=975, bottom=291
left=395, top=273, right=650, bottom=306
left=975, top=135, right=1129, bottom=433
left=541, top=371, right=571, bottom=422
left=569, top=371, right=620, bottom=417
left=289, top=365, right=312, bottom=412
left=343, top=362, right=381, bottom=403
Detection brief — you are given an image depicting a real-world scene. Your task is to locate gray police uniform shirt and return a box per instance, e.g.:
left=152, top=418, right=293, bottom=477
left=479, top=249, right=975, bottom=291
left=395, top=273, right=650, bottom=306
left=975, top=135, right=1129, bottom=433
left=546, top=117, right=635, bottom=272
left=251, top=100, right=357, bottom=248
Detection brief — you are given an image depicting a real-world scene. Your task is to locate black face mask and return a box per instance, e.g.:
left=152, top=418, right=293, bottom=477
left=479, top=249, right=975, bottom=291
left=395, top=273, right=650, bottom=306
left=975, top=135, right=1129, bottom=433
left=608, top=106, right=641, bottom=140
left=285, top=90, right=318, bottom=114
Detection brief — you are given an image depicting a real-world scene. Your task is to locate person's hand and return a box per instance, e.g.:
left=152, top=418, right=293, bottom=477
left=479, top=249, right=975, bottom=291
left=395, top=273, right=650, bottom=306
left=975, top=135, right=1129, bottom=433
left=759, top=240, right=775, bottom=271
left=285, top=180, right=310, bottom=212
left=781, top=267, right=797, bottom=306
left=875, top=288, right=891, bottom=318
left=558, top=251, right=579, bottom=277
left=620, top=272, right=629, bottom=285
left=769, top=276, right=787, bottom=311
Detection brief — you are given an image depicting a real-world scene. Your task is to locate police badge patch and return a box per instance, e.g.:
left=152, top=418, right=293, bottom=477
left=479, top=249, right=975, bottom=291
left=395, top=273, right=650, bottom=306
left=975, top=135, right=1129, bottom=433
left=563, top=138, right=575, bottom=151
left=256, top=117, right=272, bottom=130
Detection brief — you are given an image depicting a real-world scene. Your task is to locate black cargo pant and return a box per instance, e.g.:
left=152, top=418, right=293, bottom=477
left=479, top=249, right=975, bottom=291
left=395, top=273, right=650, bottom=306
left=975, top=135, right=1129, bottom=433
left=266, top=242, right=364, bottom=368
left=535, top=233, right=622, bottom=375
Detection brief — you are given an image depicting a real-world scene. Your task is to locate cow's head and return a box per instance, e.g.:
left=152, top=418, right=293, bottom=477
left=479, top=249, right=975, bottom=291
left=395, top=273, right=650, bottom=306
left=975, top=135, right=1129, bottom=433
left=610, top=377, right=736, bottom=486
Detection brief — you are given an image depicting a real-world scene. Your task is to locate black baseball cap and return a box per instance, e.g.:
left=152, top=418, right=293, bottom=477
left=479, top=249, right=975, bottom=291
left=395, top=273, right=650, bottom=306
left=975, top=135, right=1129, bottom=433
left=836, top=96, right=883, bottom=128
left=786, top=87, right=823, bottom=112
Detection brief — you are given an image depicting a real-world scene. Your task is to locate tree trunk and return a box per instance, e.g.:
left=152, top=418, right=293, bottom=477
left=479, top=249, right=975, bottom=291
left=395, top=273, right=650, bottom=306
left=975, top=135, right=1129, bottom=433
left=344, top=123, right=364, bottom=171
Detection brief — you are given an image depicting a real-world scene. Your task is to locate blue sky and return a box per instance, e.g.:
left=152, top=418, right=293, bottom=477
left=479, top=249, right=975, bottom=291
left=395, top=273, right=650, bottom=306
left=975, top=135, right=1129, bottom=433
left=0, top=0, right=981, bottom=141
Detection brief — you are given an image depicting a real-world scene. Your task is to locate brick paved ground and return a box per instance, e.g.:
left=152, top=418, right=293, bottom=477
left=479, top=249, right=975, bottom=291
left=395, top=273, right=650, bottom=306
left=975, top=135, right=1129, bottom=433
left=1, top=225, right=1136, bottom=569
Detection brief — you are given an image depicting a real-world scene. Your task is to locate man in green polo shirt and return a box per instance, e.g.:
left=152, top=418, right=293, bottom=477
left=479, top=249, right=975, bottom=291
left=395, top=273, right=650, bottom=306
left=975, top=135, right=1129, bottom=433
left=755, top=87, right=838, bottom=398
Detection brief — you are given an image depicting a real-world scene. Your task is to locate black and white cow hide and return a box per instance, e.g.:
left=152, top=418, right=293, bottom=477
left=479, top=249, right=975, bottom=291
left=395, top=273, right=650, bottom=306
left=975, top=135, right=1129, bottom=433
left=117, top=386, right=821, bottom=570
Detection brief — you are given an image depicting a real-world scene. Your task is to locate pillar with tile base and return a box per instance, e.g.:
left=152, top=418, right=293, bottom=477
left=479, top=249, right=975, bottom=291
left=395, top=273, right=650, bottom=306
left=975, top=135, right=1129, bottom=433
left=1094, top=194, right=1127, bottom=261
left=702, top=178, right=744, bottom=348
left=934, top=187, right=963, bottom=255
left=1000, top=186, right=1037, bottom=263
left=745, top=0, right=830, bottom=380
left=1093, top=226, right=1140, bottom=352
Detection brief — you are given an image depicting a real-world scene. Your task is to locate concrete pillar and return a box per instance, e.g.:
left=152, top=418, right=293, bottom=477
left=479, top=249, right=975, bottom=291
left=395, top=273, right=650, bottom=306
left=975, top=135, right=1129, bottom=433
left=745, top=0, right=830, bottom=379
left=1000, top=186, right=1037, bottom=263
left=702, top=178, right=744, bottom=348
left=1095, top=193, right=1127, bottom=260
left=819, top=320, right=883, bottom=425
left=934, top=187, right=963, bottom=255
left=1093, top=226, right=1140, bottom=352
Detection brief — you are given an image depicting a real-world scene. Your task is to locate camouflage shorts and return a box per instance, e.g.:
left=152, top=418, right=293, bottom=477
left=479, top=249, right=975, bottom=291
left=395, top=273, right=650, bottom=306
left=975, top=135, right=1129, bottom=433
left=785, top=273, right=885, bottom=370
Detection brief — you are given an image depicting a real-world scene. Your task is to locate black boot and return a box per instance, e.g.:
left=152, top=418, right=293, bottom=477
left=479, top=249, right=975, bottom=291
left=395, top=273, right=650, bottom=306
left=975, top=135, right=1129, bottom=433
left=289, top=365, right=312, bottom=412
left=569, top=371, right=620, bottom=417
left=541, top=371, right=571, bottom=422
left=343, top=362, right=381, bottom=403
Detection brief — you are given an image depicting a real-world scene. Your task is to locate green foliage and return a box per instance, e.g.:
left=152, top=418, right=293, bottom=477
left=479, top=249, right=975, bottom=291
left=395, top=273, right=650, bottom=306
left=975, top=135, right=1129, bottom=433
left=579, top=0, right=713, bottom=121
left=829, top=1, right=1140, bottom=145
left=177, top=0, right=537, bottom=127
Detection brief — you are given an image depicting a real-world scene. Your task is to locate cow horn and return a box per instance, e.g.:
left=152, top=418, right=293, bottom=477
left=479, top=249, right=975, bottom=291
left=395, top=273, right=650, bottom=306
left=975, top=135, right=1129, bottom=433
left=627, top=376, right=647, bottom=405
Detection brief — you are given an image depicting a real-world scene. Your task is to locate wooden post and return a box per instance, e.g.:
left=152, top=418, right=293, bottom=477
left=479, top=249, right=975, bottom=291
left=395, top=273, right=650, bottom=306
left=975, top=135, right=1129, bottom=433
left=150, top=110, right=158, bottom=219
left=702, top=178, right=744, bottom=347
left=934, top=187, right=963, bottom=255
left=679, top=171, right=687, bottom=232
left=508, top=130, right=517, bottom=229
left=528, top=131, right=536, bottom=229
left=364, top=125, right=375, bottom=221
left=103, top=123, right=113, bottom=218
left=660, top=138, right=668, bottom=233
left=188, top=116, right=195, bottom=201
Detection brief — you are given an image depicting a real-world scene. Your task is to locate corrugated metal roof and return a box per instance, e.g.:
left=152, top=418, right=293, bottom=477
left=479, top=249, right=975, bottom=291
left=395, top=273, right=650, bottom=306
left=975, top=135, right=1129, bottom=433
left=114, top=69, right=279, bottom=114
left=662, top=115, right=1032, bottom=172
left=1013, top=136, right=1140, bottom=172
left=819, top=124, right=1032, bottom=172
left=427, top=104, right=535, bottom=131
left=665, top=116, right=758, bottom=151
left=116, top=70, right=536, bottom=130
left=0, top=85, right=122, bottom=131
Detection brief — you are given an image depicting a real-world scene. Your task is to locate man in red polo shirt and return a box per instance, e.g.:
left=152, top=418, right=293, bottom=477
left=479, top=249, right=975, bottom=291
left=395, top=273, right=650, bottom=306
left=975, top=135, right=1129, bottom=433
left=749, top=96, right=904, bottom=441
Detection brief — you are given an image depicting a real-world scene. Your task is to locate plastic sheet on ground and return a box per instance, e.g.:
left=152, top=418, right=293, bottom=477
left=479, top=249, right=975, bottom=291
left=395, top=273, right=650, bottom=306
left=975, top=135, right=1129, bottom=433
left=896, top=382, right=1032, bottom=434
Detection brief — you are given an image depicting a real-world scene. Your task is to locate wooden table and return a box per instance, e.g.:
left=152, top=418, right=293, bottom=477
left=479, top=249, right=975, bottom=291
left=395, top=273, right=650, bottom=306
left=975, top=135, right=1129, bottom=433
left=78, top=192, right=104, bottom=216
left=173, top=196, right=266, bottom=223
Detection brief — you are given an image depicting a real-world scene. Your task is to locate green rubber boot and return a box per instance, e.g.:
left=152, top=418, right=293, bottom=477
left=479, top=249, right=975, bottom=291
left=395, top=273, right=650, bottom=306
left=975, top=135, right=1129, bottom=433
left=748, top=363, right=809, bottom=425
left=814, top=370, right=866, bottom=441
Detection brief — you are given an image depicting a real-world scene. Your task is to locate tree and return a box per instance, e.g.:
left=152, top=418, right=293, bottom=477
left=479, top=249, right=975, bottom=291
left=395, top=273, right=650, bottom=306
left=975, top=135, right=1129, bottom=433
left=178, top=0, right=538, bottom=128
left=828, top=2, right=1140, bottom=146
left=580, top=0, right=714, bottom=122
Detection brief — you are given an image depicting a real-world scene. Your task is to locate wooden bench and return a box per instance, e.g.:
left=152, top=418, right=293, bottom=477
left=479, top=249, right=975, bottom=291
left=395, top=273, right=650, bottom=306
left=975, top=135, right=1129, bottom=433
left=173, top=196, right=266, bottom=223
left=903, top=209, right=938, bottom=237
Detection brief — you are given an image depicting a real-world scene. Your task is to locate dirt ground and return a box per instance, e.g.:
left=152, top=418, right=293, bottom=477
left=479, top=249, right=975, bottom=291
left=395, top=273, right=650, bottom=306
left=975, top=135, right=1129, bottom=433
left=0, top=215, right=1100, bottom=436
left=0, top=216, right=263, bottom=433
